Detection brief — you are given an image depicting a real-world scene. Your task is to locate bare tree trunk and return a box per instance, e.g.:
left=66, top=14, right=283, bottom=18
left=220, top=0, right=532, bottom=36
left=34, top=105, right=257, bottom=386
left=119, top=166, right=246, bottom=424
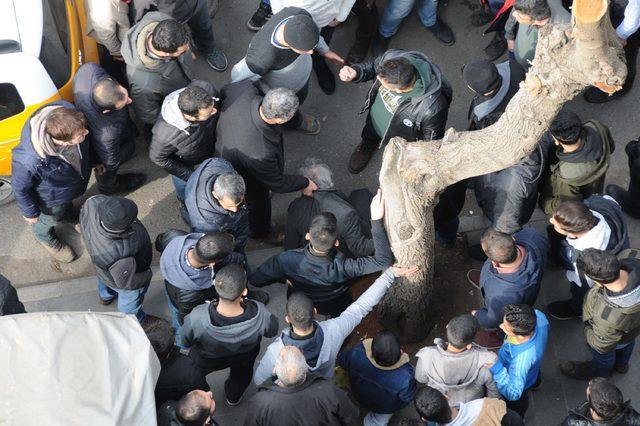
left=378, top=0, right=626, bottom=342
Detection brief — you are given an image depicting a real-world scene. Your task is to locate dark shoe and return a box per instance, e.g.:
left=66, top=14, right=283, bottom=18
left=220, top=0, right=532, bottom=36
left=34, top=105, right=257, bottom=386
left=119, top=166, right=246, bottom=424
left=606, top=183, right=626, bottom=206
left=247, top=289, right=270, bottom=305
left=559, top=361, right=595, bottom=380
left=101, top=173, right=147, bottom=195
left=39, top=236, right=76, bottom=263
left=613, top=363, right=629, bottom=374
left=297, top=113, right=321, bottom=135
left=484, top=32, right=507, bottom=61
left=348, top=141, right=377, bottom=174
left=346, top=36, right=371, bottom=64
left=99, top=296, right=116, bottom=306
left=583, top=86, right=627, bottom=103
left=474, top=328, right=504, bottom=350
left=62, top=205, right=80, bottom=225
left=226, top=394, right=243, bottom=406
left=371, top=33, right=391, bottom=58
left=466, top=269, right=481, bottom=290
left=426, top=19, right=455, bottom=45
left=314, top=58, right=336, bottom=95
left=254, top=229, right=285, bottom=246
left=547, top=299, right=581, bottom=320
left=468, top=243, right=488, bottom=262
left=206, top=46, right=228, bottom=72
left=247, top=2, right=272, bottom=31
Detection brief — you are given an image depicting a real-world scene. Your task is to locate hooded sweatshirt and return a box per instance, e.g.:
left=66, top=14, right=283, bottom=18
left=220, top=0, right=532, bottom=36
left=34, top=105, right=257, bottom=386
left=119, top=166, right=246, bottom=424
left=476, top=228, right=549, bottom=328
left=160, top=233, right=213, bottom=291
left=30, top=106, right=83, bottom=175
left=415, top=342, right=499, bottom=404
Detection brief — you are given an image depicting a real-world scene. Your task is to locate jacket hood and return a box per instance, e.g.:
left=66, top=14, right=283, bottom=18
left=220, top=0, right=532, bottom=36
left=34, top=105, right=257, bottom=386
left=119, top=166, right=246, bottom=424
left=258, top=372, right=325, bottom=393
left=415, top=345, right=496, bottom=390
left=282, top=323, right=325, bottom=367
left=363, top=338, right=410, bottom=370
left=557, top=123, right=612, bottom=186
left=121, top=12, right=168, bottom=71
left=585, top=196, right=629, bottom=255
left=190, top=300, right=271, bottom=343
left=605, top=259, right=640, bottom=312
left=278, top=321, right=334, bottom=371
left=161, top=88, right=191, bottom=134
left=160, top=233, right=211, bottom=290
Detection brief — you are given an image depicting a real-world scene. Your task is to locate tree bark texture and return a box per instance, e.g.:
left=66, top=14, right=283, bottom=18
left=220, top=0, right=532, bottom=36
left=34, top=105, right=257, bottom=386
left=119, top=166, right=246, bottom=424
left=378, top=0, right=627, bottom=342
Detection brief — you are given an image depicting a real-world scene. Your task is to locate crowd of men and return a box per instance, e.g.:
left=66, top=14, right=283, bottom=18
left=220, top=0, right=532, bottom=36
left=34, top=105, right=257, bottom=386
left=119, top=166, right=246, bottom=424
left=2, top=0, right=640, bottom=423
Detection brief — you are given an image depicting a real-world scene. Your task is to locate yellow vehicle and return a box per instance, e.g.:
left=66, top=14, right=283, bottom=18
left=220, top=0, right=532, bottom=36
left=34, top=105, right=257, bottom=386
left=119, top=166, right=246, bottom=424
left=0, top=0, right=99, bottom=205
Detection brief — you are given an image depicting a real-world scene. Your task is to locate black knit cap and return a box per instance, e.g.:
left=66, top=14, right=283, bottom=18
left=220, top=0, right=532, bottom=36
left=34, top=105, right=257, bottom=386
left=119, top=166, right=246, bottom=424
left=462, top=60, right=501, bottom=94
left=99, top=196, right=138, bottom=232
left=283, top=15, right=319, bottom=52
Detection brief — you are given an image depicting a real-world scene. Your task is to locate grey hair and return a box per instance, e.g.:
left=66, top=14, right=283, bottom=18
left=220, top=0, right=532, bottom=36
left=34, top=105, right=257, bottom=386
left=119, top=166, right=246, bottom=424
left=213, top=172, right=246, bottom=204
left=299, top=158, right=333, bottom=190
left=262, top=88, right=299, bottom=122
left=274, top=346, right=308, bottom=387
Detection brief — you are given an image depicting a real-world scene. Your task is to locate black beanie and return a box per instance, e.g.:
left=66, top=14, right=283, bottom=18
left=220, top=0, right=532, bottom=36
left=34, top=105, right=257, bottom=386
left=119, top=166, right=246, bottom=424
left=99, top=197, right=138, bottom=232
left=283, top=15, right=319, bottom=52
left=462, top=60, right=501, bottom=95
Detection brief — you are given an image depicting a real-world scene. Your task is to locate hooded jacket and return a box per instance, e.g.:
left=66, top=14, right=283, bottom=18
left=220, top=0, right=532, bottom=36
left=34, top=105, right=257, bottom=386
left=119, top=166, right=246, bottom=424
left=121, top=11, right=195, bottom=124
left=0, top=275, right=25, bottom=316
left=149, top=80, right=218, bottom=182
left=583, top=256, right=640, bottom=353
left=80, top=195, right=152, bottom=290
left=184, top=158, right=250, bottom=250
left=253, top=268, right=395, bottom=385
left=561, top=400, right=640, bottom=426
left=415, top=343, right=499, bottom=404
left=244, top=373, right=360, bottom=426
left=215, top=80, right=309, bottom=193
left=12, top=101, right=92, bottom=218
left=476, top=228, right=549, bottom=328
left=337, top=339, right=416, bottom=414
left=540, top=121, right=614, bottom=215
left=350, top=49, right=452, bottom=145
left=181, top=299, right=278, bottom=367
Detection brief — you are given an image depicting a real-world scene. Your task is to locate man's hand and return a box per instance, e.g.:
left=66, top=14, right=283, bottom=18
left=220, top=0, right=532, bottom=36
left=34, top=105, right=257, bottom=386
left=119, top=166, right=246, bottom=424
left=94, top=164, right=107, bottom=175
left=323, top=50, right=344, bottom=66
left=23, top=216, right=39, bottom=224
left=112, top=55, right=124, bottom=62
left=370, top=188, right=385, bottom=220
left=392, top=265, right=420, bottom=277
left=507, top=39, right=515, bottom=51
left=471, top=310, right=477, bottom=316
left=301, top=179, right=318, bottom=196
left=339, top=66, right=358, bottom=82
left=328, top=18, right=342, bottom=27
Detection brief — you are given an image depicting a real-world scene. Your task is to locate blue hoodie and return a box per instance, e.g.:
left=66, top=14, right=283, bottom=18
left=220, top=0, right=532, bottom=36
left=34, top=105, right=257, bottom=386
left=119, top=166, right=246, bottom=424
left=160, top=233, right=214, bottom=291
left=476, top=228, right=549, bottom=329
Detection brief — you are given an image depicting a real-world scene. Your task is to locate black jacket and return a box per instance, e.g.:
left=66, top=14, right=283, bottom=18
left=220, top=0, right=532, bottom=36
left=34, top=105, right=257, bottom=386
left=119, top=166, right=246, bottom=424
left=284, top=190, right=373, bottom=258
left=215, top=80, right=308, bottom=193
left=350, top=49, right=452, bottom=145
left=250, top=220, right=393, bottom=303
left=72, top=63, right=133, bottom=171
left=157, top=400, right=218, bottom=426
left=561, top=400, right=640, bottom=426
left=149, top=80, right=218, bottom=182
left=0, top=275, right=25, bottom=316
left=79, top=195, right=153, bottom=290
left=244, top=374, right=360, bottom=426
left=155, top=346, right=209, bottom=408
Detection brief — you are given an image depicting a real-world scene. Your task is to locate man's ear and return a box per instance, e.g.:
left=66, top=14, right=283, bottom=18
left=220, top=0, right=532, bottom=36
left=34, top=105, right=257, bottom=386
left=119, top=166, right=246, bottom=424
left=305, top=233, right=311, bottom=241
left=102, top=110, right=110, bottom=114
left=313, top=307, right=317, bottom=316
left=242, top=288, right=248, bottom=297
left=211, top=107, right=218, bottom=115
left=285, top=315, right=291, bottom=324
left=444, top=394, right=450, bottom=401
left=334, top=240, right=339, bottom=247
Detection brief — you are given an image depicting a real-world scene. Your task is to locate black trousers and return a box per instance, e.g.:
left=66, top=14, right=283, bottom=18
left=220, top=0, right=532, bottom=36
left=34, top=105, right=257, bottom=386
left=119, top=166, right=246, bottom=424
left=246, top=178, right=272, bottom=238
left=99, top=46, right=128, bottom=87
left=311, top=26, right=336, bottom=84
left=180, top=0, right=216, bottom=54
left=95, top=124, right=137, bottom=193
left=352, top=0, right=378, bottom=46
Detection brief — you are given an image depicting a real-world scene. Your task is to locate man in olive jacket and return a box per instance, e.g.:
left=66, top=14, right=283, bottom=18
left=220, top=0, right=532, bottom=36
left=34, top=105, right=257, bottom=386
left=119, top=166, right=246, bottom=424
left=560, top=248, right=640, bottom=380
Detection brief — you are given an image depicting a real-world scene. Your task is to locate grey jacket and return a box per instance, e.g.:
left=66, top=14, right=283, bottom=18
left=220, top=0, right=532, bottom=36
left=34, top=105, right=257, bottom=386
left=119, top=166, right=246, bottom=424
left=253, top=268, right=396, bottom=385
left=415, top=343, right=499, bottom=404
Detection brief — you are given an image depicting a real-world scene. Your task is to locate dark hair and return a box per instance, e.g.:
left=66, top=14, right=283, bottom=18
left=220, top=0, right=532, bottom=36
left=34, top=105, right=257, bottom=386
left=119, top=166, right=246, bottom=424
left=286, top=292, right=315, bottom=330
left=45, top=107, right=87, bottom=141
left=309, top=213, right=337, bottom=252
left=503, top=304, right=536, bottom=336
left=194, top=232, right=234, bottom=263
left=414, top=386, right=452, bottom=423
left=176, top=391, right=211, bottom=426
left=142, top=316, right=175, bottom=359
left=93, top=78, right=127, bottom=110
left=481, top=229, right=518, bottom=264
left=577, top=248, right=621, bottom=284
left=552, top=201, right=598, bottom=234
left=514, top=0, right=552, bottom=21
left=447, top=314, right=479, bottom=349
left=376, top=57, right=416, bottom=89
left=178, top=85, right=214, bottom=117
left=550, top=110, right=583, bottom=144
left=151, top=19, right=189, bottom=53
left=213, top=264, right=247, bottom=301
left=371, top=330, right=402, bottom=366
left=589, top=378, right=624, bottom=420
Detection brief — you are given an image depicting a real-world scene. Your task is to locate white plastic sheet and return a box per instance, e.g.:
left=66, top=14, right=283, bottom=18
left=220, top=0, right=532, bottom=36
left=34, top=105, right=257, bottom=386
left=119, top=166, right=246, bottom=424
left=0, top=312, right=161, bottom=425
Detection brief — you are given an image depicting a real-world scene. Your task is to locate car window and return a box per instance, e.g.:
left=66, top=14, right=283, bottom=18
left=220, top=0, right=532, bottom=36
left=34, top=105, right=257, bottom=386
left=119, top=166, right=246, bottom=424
left=0, top=83, right=25, bottom=120
left=40, top=0, right=71, bottom=89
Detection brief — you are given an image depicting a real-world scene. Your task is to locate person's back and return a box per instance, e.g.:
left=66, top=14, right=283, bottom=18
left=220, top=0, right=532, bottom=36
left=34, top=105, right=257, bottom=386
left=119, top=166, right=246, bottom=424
left=0, top=274, right=25, bottom=316
left=157, top=389, right=217, bottom=426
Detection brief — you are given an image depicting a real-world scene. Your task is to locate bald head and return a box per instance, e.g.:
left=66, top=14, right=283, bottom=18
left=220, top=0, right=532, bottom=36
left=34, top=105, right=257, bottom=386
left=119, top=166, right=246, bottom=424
left=93, top=78, right=130, bottom=111
left=274, top=346, right=308, bottom=387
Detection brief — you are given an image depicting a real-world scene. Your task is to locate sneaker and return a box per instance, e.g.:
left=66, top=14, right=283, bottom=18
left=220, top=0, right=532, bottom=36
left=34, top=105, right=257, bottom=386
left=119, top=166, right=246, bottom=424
left=346, top=36, right=371, bottom=64
left=583, top=86, right=626, bottom=103
left=100, top=173, right=147, bottom=195
left=474, top=328, right=503, bottom=350
left=484, top=32, right=507, bottom=61
left=297, top=113, right=321, bottom=135
left=559, top=361, right=595, bottom=380
left=466, top=269, right=481, bottom=290
left=247, top=2, right=272, bottom=31
left=426, top=19, right=455, bottom=46
left=547, top=299, right=581, bottom=320
left=614, top=363, right=629, bottom=374
left=348, top=141, right=377, bottom=174
left=371, top=33, right=391, bottom=58
left=99, top=296, right=116, bottom=306
left=206, top=46, right=228, bottom=72
left=39, top=237, right=76, bottom=263
left=247, top=289, right=270, bottom=305
left=226, top=394, right=243, bottom=406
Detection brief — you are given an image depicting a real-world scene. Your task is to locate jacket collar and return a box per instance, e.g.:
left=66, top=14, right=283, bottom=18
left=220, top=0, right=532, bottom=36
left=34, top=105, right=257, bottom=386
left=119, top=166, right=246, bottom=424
left=258, top=372, right=325, bottom=393
left=363, top=339, right=410, bottom=370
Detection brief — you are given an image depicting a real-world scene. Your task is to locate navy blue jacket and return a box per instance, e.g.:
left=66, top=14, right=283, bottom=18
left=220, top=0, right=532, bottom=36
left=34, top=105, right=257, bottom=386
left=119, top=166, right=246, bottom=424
left=12, top=101, right=91, bottom=218
left=476, top=228, right=549, bottom=329
left=185, top=158, right=250, bottom=251
left=337, top=341, right=416, bottom=414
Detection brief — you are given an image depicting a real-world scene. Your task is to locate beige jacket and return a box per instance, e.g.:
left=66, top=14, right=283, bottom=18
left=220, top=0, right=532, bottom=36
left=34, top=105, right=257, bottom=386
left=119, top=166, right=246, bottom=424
left=84, top=0, right=130, bottom=56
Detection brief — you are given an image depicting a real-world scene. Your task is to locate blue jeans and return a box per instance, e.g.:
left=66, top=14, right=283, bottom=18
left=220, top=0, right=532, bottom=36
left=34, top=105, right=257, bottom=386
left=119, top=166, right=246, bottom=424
left=98, top=279, right=148, bottom=322
left=172, top=175, right=188, bottom=201
left=591, top=340, right=636, bottom=377
left=378, top=0, right=437, bottom=37
left=32, top=203, right=73, bottom=246
left=165, top=286, right=187, bottom=349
